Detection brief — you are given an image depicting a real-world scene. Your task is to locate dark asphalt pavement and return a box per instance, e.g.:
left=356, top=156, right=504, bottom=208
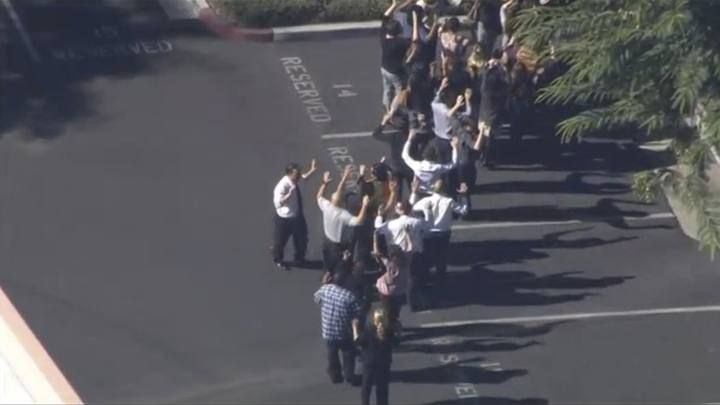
left=1, top=1, right=719, bottom=404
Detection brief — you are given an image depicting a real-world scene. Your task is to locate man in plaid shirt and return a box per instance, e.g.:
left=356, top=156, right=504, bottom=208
left=314, top=267, right=362, bottom=385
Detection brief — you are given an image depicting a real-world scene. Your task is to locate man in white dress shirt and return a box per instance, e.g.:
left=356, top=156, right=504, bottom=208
left=401, top=128, right=460, bottom=195
left=410, top=178, right=468, bottom=286
left=272, top=159, right=317, bottom=271
left=317, top=166, right=371, bottom=274
left=374, top=200, right=428, bottom=311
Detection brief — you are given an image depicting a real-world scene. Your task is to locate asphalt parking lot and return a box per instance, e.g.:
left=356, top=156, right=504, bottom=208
left=1, top=1, right=720, bottom=404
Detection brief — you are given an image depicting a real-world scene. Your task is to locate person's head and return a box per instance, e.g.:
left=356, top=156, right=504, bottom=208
left=432, top=178, right=446, bottom=194
left=372, top=307, right=389, bottom=340
left=372, top=163, right=390, bottom=183
left=385, top=19, right=402, bottom=37
left=467, top=45, right=487, bottom=72
left=422, top=144, right=439, bottom=163
left=332, top=258, right=352, bottom=287
left=407, top=5, right=425, bottom=24
left=491, top=47, right=504, bottom=61
left=394, top=200, right=412, bottom=216
left=285, top=163, right=301, bottom=183
left=444, top=17, right=460, bottom=33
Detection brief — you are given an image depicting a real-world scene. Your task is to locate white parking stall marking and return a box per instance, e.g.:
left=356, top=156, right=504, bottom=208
left=1, top=0, right=40, bottom=61
left=451, top=212, right=676, bottom=232
left=321, top=129, right=400, bottom=140
left=419, top=305, right=720, bottom=329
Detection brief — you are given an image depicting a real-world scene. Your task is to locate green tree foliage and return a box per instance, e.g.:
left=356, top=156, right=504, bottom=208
left=514, top=0, right=720, bottom=258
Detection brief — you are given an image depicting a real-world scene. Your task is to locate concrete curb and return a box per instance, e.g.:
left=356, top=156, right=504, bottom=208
left=198, top=7, right=473, bottom=42
left=661, top=162, right=720, bottom=242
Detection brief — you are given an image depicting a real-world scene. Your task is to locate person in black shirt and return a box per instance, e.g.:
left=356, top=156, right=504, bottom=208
left=381, top=1, right=415, bottom=112
left=357, top=307, right=394, bottom=405
left=477, top=49, right=510, bottom=167
left=508, top=60, right=535, bottom=146
left=469, top=0, right=503, bottom=56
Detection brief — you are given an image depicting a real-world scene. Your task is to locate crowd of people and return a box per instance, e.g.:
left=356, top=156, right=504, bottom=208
left=272, top=1, right=571, bottom=404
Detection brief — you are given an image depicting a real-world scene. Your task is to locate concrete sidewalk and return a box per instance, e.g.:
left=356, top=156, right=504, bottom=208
left=0, top=289, right=81, bottom=405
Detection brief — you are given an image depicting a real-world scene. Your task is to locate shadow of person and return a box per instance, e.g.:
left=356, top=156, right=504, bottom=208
left=429, top=266, right=632, bottom=310
left=401, top=321, right=563, bottom=343
left=449, top=227, right=638, bottom=267
left=391, top=357, right=527, bottom=385
left=397, top=339, right=541, bottom=355
left=423, top=397, right=549, bottom=405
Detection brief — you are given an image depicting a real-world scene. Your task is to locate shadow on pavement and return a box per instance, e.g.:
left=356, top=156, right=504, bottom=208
left=423, top=397, right=549, bottom=405
left=401, top=321, right=563, bottom=343
left=449, top=227, right=638, bottom=267
left=391, top=356, right=527, bottom=385
left=487, top=136, right=665, bottom=174
left=433, top=268, right=632, bottom=309
left=0, top=0, right=214, bottom=141
left=463, top=198, right=674, bottom=230
left=475, top=171, right=630, bottom=196
left=397, top=338, right=540, bottom=355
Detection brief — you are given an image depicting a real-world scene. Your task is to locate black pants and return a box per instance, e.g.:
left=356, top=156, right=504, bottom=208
left=459, top=149, right=479, bottom=212
left=424, top=232, right=451, bottom=282
left=407, top=251, right=428, bottom=310
left=322, top=238, right=344, bottom=273
left=272, top=214, right=307, bottom=263
left=379, top=293, right=403, bottom=325
left=326, top=339, right=356, bottom=381
left=361, top=364, right=390, bottom=405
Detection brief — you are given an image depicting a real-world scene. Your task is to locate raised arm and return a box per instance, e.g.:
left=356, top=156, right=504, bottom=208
left=384, top=0, right=400, bottom=17
left=411, top=7, right=419, bottom=42
left=317, top=171, right=332, bottom=202
left=301, top=158, right=318, bottom=179
left=401, top=130, right=423, bottom=173
left=383, top=177, right=399, bottom=215
left=335, top=165, right=353, bottom=196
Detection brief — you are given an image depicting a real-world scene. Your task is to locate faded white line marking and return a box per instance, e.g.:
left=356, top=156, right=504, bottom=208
left=322, top=130, right=400, bottom=140
left=1, top=0, right=40, bottom=61
left=451, top=212, right=675, bottom=231
left=420, top=305, right=720, bottom=329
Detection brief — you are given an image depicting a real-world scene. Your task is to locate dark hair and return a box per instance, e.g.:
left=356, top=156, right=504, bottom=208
left=372, top=162, right=390, bottom=182
left=407, top=5, right=424, bottom=23
left=422, top=144, right=439, bottom=162
left=385, top=19, right=402, bottom=37
left=445, top=17, right=460, bottom=33
left=360, top=180, right=375, bottom=198
left=285, top=163, right=300, bottom=175
left=491, top=47, right=504, bottom=60
left=398, top=200, right=412, bottom=214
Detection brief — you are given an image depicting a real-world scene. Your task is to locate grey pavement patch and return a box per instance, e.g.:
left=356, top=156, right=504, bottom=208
left=419, top=305, right=720, bottom=328
left=451, top=212, right=675, bottom=231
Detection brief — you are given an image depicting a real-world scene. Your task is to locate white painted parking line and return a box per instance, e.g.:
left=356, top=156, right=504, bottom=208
left=420, top=305, right=720, bottom=329
left=451, top=212, right=675, bottom=232
left=1, top=0, right=40, bottom=61
left=321, top=129, right=400, bottom=140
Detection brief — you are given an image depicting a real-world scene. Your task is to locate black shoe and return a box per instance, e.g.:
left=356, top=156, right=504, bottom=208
left=274, top=261, right=290, bottom=271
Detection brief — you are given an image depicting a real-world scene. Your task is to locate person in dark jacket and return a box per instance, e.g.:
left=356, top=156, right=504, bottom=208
left=477, top=49, right=510, bottom=167
left=356, top=307, right=394, bottom=405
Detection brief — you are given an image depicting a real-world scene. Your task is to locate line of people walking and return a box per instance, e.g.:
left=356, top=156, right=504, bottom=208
left=271, top=1, right=570, bottom=404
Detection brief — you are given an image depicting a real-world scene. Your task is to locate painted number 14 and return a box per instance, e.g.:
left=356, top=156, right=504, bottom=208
left=333, top=84, right=357, bottom=98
